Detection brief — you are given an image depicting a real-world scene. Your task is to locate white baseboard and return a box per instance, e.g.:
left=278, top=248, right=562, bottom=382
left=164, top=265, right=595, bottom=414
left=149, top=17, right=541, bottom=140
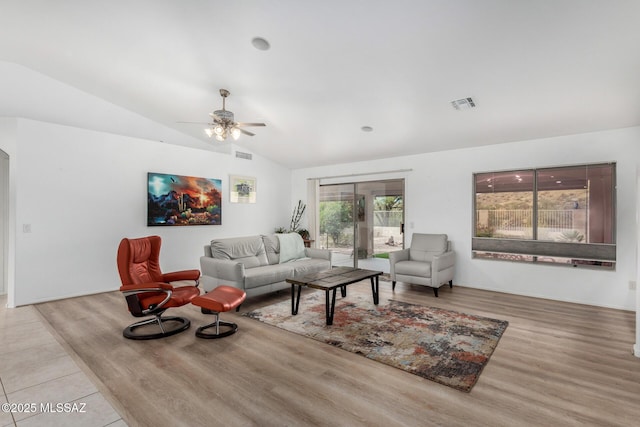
left=634, top=344, right=640, bottom=358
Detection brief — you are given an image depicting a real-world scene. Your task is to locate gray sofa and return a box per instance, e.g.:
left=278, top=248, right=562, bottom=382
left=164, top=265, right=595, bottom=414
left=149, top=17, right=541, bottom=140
left=200, top=234, right=332, bottom=297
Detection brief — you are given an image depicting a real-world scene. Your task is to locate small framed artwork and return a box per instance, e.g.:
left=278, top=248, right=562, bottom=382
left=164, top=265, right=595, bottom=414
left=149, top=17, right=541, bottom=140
left=230, top=175, right=257, bottom=203
left=147, top=172, right=222, bottom=226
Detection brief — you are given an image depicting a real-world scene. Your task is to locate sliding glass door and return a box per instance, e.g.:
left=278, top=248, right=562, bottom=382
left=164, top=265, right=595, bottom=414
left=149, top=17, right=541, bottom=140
left=318, top=183, right=356, bottom=268
left=318, top=179, right=404, bottom=272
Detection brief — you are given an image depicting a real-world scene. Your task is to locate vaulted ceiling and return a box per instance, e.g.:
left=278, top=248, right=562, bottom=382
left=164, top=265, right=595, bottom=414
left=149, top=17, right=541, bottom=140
left=2, top=1, right=639, bottom=168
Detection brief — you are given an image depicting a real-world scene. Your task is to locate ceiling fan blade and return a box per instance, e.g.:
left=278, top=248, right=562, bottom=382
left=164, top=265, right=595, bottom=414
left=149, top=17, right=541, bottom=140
left=239, top=128, right=256, bottom=136
left=236, top=122, right=266, bottom=127
left=176, top=121, right=213, bottom=125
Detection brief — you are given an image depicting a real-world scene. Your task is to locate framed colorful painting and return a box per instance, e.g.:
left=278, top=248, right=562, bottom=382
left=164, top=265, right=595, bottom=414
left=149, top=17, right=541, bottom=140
left=229, top=175, right=257, bottom=204
left=147, top=172, right=222, bottom=226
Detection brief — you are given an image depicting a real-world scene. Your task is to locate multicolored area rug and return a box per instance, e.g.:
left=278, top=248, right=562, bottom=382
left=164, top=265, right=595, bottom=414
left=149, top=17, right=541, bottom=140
left=245, top=292, right=508, bottom=392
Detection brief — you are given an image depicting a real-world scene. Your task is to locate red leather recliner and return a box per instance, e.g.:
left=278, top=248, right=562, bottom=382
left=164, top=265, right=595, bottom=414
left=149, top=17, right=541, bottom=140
left=116, top=236, right=201, bottom=340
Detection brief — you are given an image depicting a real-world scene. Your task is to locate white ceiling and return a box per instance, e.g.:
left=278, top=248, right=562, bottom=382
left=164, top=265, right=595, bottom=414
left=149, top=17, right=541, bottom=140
left=2, top=0, right=639, bottom=169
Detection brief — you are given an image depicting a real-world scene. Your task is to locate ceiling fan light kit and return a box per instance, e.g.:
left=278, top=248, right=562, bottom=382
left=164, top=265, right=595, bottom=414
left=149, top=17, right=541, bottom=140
left=181, top=88, right=265, bottom=142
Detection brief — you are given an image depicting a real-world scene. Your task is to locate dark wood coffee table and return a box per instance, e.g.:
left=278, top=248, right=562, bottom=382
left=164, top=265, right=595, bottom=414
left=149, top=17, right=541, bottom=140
left=286, top=267, right=383, bottom=325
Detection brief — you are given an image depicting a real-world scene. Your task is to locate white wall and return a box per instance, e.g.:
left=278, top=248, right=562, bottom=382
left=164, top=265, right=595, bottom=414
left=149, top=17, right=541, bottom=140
left=0, top=149, right=7, bottom=295
left=6, top=119, right=290, bottom=306
left=292, top=127, right=640, bottom=311
left=0, top=61, right=223, bottom=153
left=635, top=170, right=640, bottom=357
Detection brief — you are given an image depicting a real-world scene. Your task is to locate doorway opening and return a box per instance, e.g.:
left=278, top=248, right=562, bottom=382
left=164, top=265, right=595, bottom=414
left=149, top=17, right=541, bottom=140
left=318, top=179, right=404, bottom=273
left=0, top=149, right=8, bottom=296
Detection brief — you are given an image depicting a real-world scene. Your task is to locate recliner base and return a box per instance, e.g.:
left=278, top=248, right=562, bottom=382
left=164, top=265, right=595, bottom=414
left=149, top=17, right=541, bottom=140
left=195, top=315, right=238, bottom=339
left=123, top=315, right=191, bottom=340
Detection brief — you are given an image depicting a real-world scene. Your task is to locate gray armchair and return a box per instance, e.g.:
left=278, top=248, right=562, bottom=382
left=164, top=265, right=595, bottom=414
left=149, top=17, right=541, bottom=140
left=389, top=233, right=455, bottom=297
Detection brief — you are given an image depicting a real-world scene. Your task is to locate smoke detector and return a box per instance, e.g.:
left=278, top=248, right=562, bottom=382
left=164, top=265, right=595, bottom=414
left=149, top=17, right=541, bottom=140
left=451, top=97, right=476, bottom=110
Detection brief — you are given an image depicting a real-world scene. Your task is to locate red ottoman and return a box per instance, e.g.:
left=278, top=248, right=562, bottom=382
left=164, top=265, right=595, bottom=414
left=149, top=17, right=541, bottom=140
left=191, top=286, right=246, bottom=338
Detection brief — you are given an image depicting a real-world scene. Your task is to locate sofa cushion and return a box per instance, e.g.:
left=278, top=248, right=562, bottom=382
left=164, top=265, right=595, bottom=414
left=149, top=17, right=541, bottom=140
left=291, top=258, right=331, bottom=277
left=262, top=234, right=280, bottom=265
left=210, top=236, right=269, bottom=269
left=244, top=264, right=295, bottom=289
left=409, top=234, right=447, bottom=262
left=277, top=233, right=307, bottom=263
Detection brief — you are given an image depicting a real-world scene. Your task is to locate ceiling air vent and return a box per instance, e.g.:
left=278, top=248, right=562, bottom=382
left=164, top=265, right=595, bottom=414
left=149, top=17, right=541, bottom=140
left=451, top=97, right=476, bottom=110
left=235, top=151, right=252, bottom=160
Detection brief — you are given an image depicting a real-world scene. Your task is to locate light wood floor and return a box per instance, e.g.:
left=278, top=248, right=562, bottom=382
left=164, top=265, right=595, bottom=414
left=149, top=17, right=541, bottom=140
left=35, top=282, right=639, bottom=427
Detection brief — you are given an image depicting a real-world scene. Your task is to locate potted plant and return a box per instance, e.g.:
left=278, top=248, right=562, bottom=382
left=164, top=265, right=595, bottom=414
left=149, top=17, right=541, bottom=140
left=297, top=228, right=310, bottom=240
left=289, top=200, right=306, bottom=233
left=275, top=200, right=308, bottom=237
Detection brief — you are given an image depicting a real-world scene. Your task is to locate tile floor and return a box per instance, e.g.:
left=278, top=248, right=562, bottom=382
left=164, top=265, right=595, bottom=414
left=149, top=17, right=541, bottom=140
left=0, top=296, right=127, bottom=427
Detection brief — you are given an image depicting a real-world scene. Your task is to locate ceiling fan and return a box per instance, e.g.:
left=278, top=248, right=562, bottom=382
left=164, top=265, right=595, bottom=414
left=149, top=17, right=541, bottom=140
left=180, top=89, right=265, bottom=142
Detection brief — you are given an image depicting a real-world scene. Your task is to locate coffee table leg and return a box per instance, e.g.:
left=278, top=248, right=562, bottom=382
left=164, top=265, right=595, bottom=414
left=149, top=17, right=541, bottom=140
left=371, top=276, right=379, bottom=305
left=340, top=285, right=347, bottom=298
left=292, top=284, right=302, bottom=315
left=325, top=289, right=337, bottom=325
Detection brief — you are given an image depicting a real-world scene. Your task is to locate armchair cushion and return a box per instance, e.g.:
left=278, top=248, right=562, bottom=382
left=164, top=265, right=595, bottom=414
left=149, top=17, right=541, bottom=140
left=138, top=285, right=201, bottom=309
left=394, top=260, right=432, bottom=277
left=409, top=233, right=448, bottom=262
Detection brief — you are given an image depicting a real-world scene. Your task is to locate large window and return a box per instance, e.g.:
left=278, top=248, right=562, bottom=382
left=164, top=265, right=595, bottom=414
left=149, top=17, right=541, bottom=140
left=473, top=163, right=616, bottom=268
